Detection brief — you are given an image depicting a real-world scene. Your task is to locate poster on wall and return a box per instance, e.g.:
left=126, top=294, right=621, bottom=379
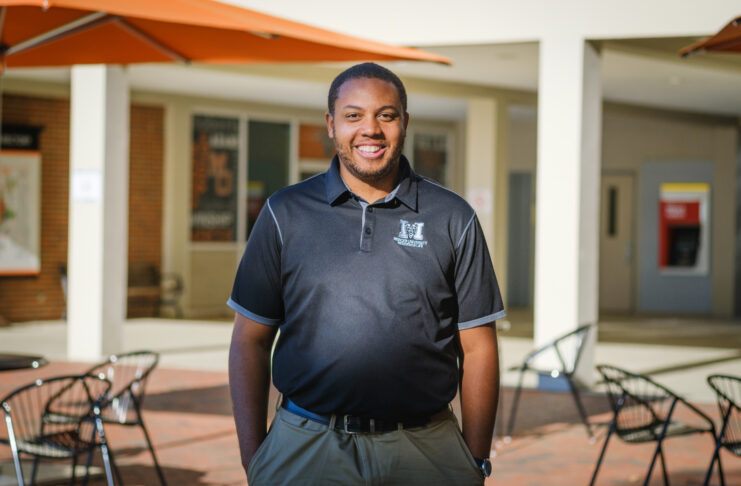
left=191, top=115, right=239, bottom=242
left=0, top=151, right=41, bottom=275
left=299, top=123, right=334, bottom=160
left=658, top=182, right=710, bottom=275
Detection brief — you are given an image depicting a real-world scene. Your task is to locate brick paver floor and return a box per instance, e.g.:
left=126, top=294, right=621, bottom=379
left=1, top=362, right=739, bottom=485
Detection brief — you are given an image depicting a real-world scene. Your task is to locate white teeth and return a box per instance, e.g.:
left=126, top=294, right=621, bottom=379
left=357, top=145, right=382, bottom=153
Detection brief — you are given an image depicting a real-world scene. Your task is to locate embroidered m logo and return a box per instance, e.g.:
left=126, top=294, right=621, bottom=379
left=399, top=220, right=425, bottom=241
left=395, top=220, right=428, bottom=248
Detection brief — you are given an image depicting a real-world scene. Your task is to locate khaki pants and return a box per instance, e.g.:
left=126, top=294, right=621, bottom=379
left=247, top=407, right=484, bottom=486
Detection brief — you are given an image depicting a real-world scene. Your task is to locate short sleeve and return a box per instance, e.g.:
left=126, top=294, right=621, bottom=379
left=454, top=214, right=506, bottom=330
left=227, top=200, right=283, bottom=326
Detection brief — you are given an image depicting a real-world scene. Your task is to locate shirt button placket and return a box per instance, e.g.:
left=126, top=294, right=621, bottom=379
left=361, top=207, right=375, bottom=252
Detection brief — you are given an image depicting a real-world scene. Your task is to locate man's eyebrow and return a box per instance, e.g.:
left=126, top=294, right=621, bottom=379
left=339, top=105, right=400, bottom=112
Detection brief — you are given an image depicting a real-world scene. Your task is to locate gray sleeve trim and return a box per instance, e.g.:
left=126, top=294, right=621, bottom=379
left=266, top=198, right=284, bottom=246
left=455, top=212, right=476, bottom=250
left=457, top=310, right=507, bottom=330
left=227, top=298, right=282, bottom=326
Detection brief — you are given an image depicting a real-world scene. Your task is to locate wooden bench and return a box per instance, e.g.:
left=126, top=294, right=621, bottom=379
left=128, top=263, right=183, bottom=318
left=60, top=263, right=183, bottom=318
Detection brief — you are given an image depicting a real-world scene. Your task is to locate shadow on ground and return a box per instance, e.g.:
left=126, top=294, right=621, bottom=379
left=144, top=384, right=233, bottom=416
left=496, top=387, right=613, bottom=438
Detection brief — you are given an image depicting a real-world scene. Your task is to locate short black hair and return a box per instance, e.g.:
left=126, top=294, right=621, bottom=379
left=327, top=62, right=407, bottom=115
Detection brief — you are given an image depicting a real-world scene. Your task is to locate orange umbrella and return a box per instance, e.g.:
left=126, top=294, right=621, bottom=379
left=0, top=0, right=450, bottom=70
left=679, top=16, right=741, bottom=57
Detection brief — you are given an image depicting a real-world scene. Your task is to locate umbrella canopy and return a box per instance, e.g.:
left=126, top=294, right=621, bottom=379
left=0, top=0, right=450, bottom=70
left=679, top=16, right=741, bottom=57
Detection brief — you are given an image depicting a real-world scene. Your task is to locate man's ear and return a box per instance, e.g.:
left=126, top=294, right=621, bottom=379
left=403, top=112, right=410, bottom=130
left=325, top=112, right=335, bottom=138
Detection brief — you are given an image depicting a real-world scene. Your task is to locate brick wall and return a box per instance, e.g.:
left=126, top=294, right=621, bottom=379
left=0, top=94, right=164, bottom=322
left=127, top=105, right=164, bottom=318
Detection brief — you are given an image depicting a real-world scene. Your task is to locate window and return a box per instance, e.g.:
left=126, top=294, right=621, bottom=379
left=247, top=121, right=290, bottom=237
left=410, top=132, right=449, bottom=186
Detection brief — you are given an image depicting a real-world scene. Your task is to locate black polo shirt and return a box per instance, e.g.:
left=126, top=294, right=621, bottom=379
left=228, top=155, right=505, bottom=419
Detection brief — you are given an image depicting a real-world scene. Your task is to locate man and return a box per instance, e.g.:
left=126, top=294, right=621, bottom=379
left=228, top=62, right=504, bottom=485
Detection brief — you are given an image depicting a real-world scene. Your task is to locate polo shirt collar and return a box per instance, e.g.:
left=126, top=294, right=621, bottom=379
left=325, top=155, right=418, bottom=211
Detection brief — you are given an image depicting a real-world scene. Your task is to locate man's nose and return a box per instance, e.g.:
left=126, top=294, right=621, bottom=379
left=360, top=117, right=382, bottom=136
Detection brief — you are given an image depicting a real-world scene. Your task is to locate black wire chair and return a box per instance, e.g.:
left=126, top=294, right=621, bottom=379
left=704, top=374, right=740, bottom=486
left=85, top=350, right=166, bottom=486
left=0, top=374, right=117, bottom=486
left=504, top=324, right=595, bottom=440
left=591, top=364, right=721, bottom=486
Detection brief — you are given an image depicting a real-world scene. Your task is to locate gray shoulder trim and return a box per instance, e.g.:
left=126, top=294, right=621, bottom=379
left=457, top=310, right=507, bottom=330
left=455, top=213, right=477, bottom=250
left=266, top=198, right=284, bottom=246
left=421, top=177, right=461, bottom=197
left=227, top=298, right=282, bottom=326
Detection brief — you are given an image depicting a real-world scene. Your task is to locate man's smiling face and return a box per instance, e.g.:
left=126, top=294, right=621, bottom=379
left=326, top=77, right=409, bottom=188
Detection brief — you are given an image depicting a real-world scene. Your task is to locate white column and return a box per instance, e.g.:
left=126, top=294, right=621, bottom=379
left=161, top=101, right=191, bottom=316
left=534, top=37, right=601, bottom=384
left=465, top=99, right=509, bottom=288
left=67, top=65, right=129, bottom=361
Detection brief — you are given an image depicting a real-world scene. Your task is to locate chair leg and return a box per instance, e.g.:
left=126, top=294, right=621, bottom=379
left=136, top=412, right=168, bottom=486
left=7, top=422, right=26, bottom=486
left=505, top=369, right=526, bottom=438
left=114, top=456, right=125, bottom=486
left=81, top=449, right=95, bottom=486
left=565, top=375, right=593, bottom=439
left=642, top=441, right=667, bottom=486
left=30, top=456, right=40, bottom=486
left=70, top=454, right=80, bottom=486
left=589, top=418, right=616, bottom=486
left=94, top=416, right=117, bottom=486
left=715, top=448, right=725, bottom=486
left=659, top=446, right=669, bottom=486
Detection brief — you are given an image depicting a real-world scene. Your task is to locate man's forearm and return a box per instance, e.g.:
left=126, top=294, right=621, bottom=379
left=459, top=324, right=500, bottom=459
left=228, top=316, right=276, bottom=472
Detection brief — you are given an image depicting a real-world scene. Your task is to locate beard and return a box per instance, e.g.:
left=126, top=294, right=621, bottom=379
left=333, top=134, right=406, bottom=184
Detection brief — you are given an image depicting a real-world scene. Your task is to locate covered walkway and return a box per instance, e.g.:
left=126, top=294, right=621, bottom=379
left=0, top=315, right=739, bottom=484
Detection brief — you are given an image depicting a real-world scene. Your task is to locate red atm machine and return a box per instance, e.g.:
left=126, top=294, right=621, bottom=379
left=658, top=183, right=709, bottom=273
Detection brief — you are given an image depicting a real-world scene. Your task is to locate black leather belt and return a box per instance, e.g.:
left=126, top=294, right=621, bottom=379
left=282, top=398, right=434, bottom=434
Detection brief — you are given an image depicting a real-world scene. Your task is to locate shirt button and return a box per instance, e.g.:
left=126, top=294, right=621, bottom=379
left=367, top=207, right=373, bottom=213
left=365, top=227, right=372, bottom=235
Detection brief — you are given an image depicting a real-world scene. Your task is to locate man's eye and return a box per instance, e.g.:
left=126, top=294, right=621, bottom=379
left=345, top=113, right=359, bottom=119
left=379, top=113, right=397, bottom=120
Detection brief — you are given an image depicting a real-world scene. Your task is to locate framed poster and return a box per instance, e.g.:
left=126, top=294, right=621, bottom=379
left=0, top=151, right=41, bottom=275
left=191, top=115, right=239, bottom=242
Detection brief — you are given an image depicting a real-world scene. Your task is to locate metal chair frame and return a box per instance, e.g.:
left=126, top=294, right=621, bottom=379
left=704, top=374, right=740, bottom=486
left=1, top=373, right=117, bottom=486
left=505, top=324, right=595, bottom=439
left=85, top=350, right=166, bottom=486
left=591, top=364, right=721, bottom=486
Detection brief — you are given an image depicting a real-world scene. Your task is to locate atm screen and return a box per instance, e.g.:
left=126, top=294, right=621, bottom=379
left=667, top=226, right=700, bottom=267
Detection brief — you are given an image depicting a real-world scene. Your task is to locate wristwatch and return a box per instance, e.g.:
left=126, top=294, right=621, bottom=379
left=474, top=457, right=492, bottom=478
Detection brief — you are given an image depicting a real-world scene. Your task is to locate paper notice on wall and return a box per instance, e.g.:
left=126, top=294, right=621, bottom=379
left=467, top=188, right=493, bottom=216
left=71, top=169, right=103, bottom=202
